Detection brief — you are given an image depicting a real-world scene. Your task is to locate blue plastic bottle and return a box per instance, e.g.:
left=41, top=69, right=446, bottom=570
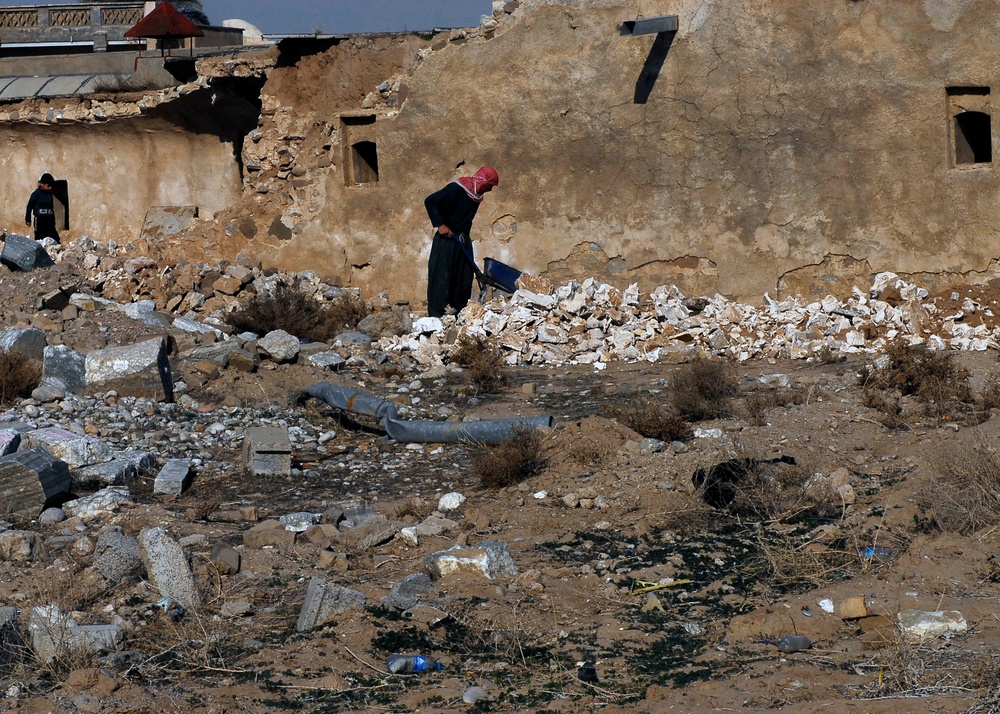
left=387, top=654, right=443, bottom=674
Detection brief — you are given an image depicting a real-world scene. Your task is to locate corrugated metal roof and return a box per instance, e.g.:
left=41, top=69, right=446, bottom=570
left=124, top=2, right=204, bottom=39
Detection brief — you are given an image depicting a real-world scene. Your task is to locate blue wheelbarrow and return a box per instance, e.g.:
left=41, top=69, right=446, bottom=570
left=453, top=233, right=522, bottom=302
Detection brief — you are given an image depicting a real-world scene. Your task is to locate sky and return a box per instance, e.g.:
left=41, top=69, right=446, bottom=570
left=0, top=1, right=494, bottom=35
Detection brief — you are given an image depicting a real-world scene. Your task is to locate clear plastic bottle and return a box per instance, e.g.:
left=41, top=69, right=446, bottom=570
left=386, top=654, right=443, bottom=674
left=776, top=635, right=812, bottom=653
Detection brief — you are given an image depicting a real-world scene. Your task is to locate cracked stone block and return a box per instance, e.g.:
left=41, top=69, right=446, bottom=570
left=0, top=447, right=72, bottom=519
left=153, top=459, right=192, bottom=496
left=23, top=427, right=112, bottom=469
left=94, top=527, right=142, bottom=583
left=296, top=577, right=366, bottom=632
left=0, top=430, right=20, bottom=457
left=243, top=426, right=291, bottom=476
left=0, top=327, right=46, bottom=362
left=424, top=541, right=519, bottom=581
left=76, top=459, right=137, bottom=486
left=42, top=345, right=86, bottom=395
left=0, top=234, right=53, bottom=271
left=138, top=527, right=201, bottom=609
left=85, top=338, right=174, bottom=402
left=62, top=487, right=133, bottom=519
left=257, top=329, right=299, bottom=362
left=28, top=606, right=122, bottom=664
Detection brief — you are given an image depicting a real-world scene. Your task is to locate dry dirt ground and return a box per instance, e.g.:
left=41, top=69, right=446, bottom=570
left=4, top=253, right=1000, bottom=713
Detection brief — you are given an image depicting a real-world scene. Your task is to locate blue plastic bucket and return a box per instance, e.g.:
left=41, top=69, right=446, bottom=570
left=482, top=257, right=521, bottom=293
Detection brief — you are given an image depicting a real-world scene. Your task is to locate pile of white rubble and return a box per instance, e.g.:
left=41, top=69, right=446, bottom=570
left=380, top=272, right=997, bottom=368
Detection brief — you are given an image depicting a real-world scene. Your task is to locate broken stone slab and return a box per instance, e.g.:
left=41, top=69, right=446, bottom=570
left=114, top=449, right=157, bottom=474
left=153, top=459, right=192, bottom=496
left=23, top=426, right=112, bottom=469
left=0, top=430, right=20, bottom=457
left=42, top=345, right=86, bottom=394
left=138, top=527, right=202, bottom=609
left=28, top=606, right=122, bottom=664
left=121, top=300, right=170, bottom=329
left=62, top=486, right=133, bottom=519
left=76, top=459, right=137, bottom=486
left=93, top=527, right=143, bottom=584
left=303, top=523, right=340, bottom=548
left=243, top=426, right=291, bottom=476
left=897, top=609, right=968, bottom=643
left=424, top=541, right=518, bottom=581
left=305, top=351, right=347, bottom=371
left=257, top=329, right=300, bottom=363
left=209, top=542, right=241, bottom=575
left=0, top=606, right=24, bottom=673
left=0, top=327, right=46, bottom=362
left=85, top=338, right=174, bottom=402
left=0, top=233, right=53, bottom=271
left=0, top=531, right=41, bottom=562
left=383, top=572, right=435, bottom=611
left=296, top=577, right=367, bottom=632
left=0, top=447, right=72, bottom=519
left=342, top=515, right=398, bottom=550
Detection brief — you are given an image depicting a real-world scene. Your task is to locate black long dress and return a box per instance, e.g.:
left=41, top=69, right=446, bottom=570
left=424, top=182, right=482, bottom=317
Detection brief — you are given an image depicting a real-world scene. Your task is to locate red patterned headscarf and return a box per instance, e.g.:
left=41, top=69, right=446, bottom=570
left=456, top=166, right=500, bottom=202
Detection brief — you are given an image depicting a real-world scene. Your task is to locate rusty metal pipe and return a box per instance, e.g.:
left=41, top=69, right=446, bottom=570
left=304, top=382, right=554, bottom=444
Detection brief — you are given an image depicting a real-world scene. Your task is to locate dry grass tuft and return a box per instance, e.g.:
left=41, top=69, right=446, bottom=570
left=919, top=439, right=1000, bottom=534
left=228, top=284, right=368, bottom=341
left=450, top=335, right=508, bottom=394
left=981, top=369, right=1000, bottom=411
left=742, top=387, right=808, bottom=426
left=670, top=357, right=740, bottom=421
left=605, top=396, right=693, bottom=442
left=859, top=342, right=971, bottom=414
left=860, top=387, right=908, bottom=430
left=0, top=350, right=41, bottom=406
left=474, top=427, right=547, bottom=489
left=752, top=533, right=858, bottom=594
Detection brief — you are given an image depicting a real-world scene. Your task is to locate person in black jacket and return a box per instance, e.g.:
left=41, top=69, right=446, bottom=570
left=424, top=166, right=500, bottom=317
left=25, top=172, right=60, bottom=243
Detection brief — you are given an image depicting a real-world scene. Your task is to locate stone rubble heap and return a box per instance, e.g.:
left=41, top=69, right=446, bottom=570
left=380, top=273, right=998, bottom=368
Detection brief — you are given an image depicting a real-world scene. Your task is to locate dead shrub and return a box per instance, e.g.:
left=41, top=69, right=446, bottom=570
left=981, top=369, right=1000, bottom=411
left=860, top=387, right=908, bottom=430
left=228, top=285, right=369, bottom=341
left=919, top=439, right=1000, bottom=534
left=569, top=440, right=617, bottom=466
left=648, top=491, right=714, bottom=537
left=670, top=357, right=739, bottom=421
left=450, top=335, right=507, bottom=394
left=605, top=396, right=693, bottom=442
left=0, top=350, right=42, bottom=406
left=474, top=427, right=547, bottom=489
left=816, top=344, right=846, bottom=364
left=723, top=457, right=815, bottom=521
left=742, top=387, right=808, bottom=426
left=859, top=342, right=971, bottom=408
left=751, top=532, right=858, bottom=595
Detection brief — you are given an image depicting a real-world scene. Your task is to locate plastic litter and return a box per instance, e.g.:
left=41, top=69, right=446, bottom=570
left=775, top=635, right=812, bottom=653
left=386, top=654, right=443, bottom=674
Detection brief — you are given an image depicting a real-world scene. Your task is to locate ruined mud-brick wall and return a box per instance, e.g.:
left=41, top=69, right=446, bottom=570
left=0, top=73, right=259, bottom=245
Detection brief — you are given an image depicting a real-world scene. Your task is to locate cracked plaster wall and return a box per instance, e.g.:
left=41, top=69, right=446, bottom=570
left=246, top=0, right=1000, bottom=303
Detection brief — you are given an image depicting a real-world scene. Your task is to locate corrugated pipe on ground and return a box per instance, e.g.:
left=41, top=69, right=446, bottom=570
left=303, top=382, right=555, bottom=444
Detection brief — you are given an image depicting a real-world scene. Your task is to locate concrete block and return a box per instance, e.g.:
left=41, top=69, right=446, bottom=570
left=898, top=609, right=968, bottom=643
left=243, top=426, right=291, bottom=476
left=243, top=519, right=297, bottom=548
left=62, top=486, right=133, bottom=518
left=306, top=351, right=347, bottom=371
left=85, top=338, right=174, bottom=402
left=0, top=233, right=53, bottom=271
left=76, top=459, right=137, bottom=486
left=153, top=458, right=192, bottom=496
left=138, top=527, right=201, bottom=609
left=28, top=606, right=122, bottom=663
left=209, top=542, right=241, bottom=575
left=23, top=427, right=112, bottom=468
left=296, top=577, right=366, bottom=632
left=0, top=327, right=46, bottom=361
left=424, top=541, right=519, bottom=581
left=42, top=345, right=86, bottom=394
left=0, top=447, right=72, bottom=519
left=93, top=527, right=142, bottom=583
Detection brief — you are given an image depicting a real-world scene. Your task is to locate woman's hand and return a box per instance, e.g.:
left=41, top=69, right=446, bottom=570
left=437, top=225, right=452, bottom=236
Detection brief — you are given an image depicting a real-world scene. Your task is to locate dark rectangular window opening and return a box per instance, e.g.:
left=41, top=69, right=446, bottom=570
left=948, top=87, right=992, bottom=167
left=341, top=114, right=379, bottom=186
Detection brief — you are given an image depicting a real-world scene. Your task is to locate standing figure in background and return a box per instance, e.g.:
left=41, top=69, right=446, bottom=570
left=424, top=166, right=500, bottom=317
left=25, top=173, right=59, bottom=243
